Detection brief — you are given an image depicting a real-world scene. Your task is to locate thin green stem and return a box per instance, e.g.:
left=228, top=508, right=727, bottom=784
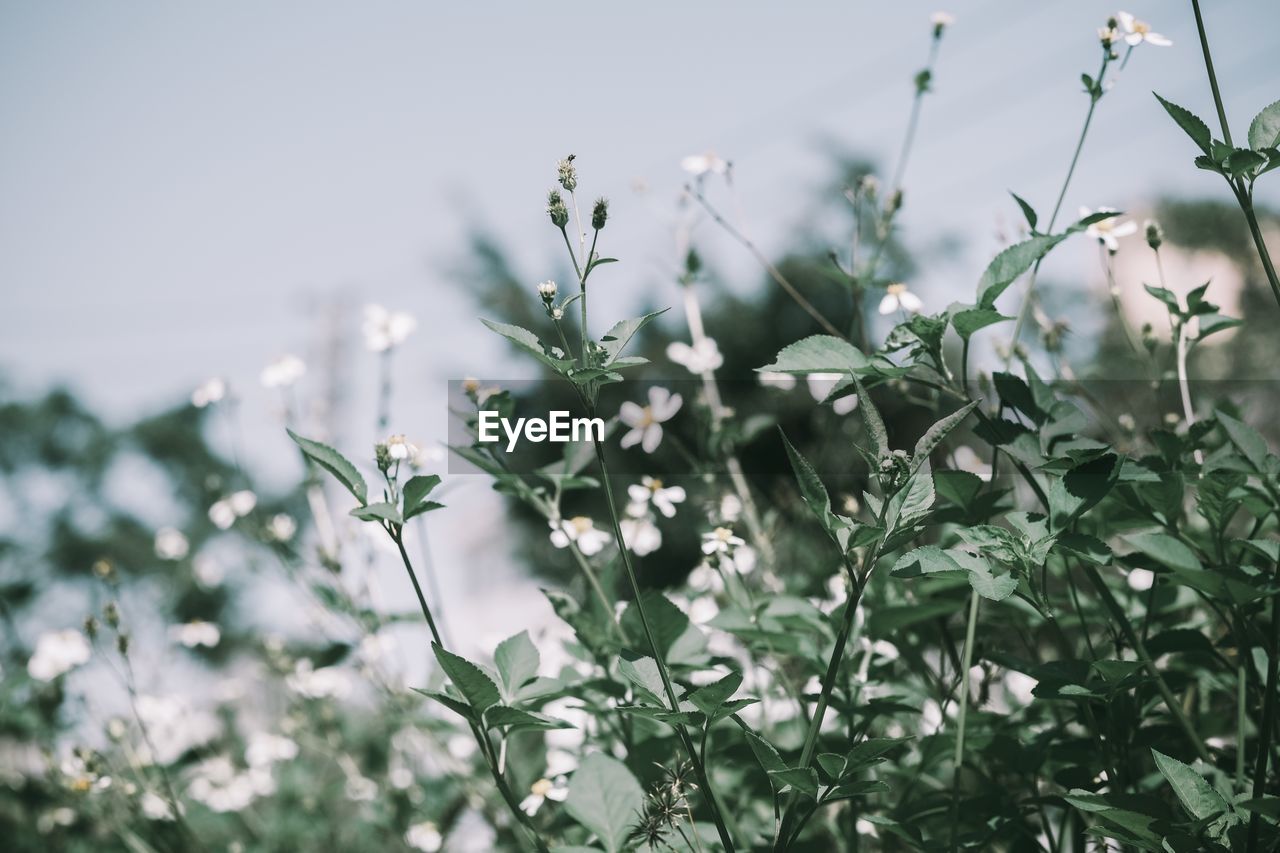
left=1189, top=0, right=1233, bottom=147
left=948, top=589, right=981, bottom=853
left=1247, top=564, right=1279, bottom=852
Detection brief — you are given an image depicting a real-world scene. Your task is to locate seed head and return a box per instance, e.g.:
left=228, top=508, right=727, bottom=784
left=83, top=615, right=99, bottom=641
left=591, top=197, right=609, bottom=231
left=103, top=601, right=120, bottom=629
left=116, top=633, right=130, bottom=655
left=557, top=155, right=577, bottom=191
left=1144, top=220, right=1164, bottom=250
left=547, top=190, right=569, bottom=229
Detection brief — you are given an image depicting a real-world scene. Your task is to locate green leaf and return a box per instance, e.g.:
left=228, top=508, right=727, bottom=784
left=1217, top=411, right=1269, bottom=471
left=950, top=550, right=1018, bottom=601
left=769, top=767, right=819, bottom=798
left=890, top=545, right=960, bottom=579
left=1248, top=99, right=1280, bottom=151
left=617, top=653, right=667, bottom=705
left=1010, top=192, right=1038, bottom=230
left=852, top=375, right=889, bottom=459
left=287, top=429, right=368, bottom=504
left=686, top=671, right=743, bottom=716
left=781, top=430, right=854, bottom=548
left=480, top=318, right=573, bottom=373
left=977, top=234, right=1067, bottom=307
left=1224, top=148, right=1266, bottom=177
left=1123, top=532, right=1201, bottom=573
left=403, top=474, right=443, bottom=520
left=912, top=401, right=979, bottom=468
left=484, top=705, right=573, bottom=732
left=1154, top=93, right=1213, bottom=154
left=350, top=501, right=402, bottom=524
left=564, top=753, right=645, bottom=853
left=598, top=309, right=668, bottom=365
left=432, top=643, right=501, bottom=713
left=620, top=592, right=704, bottom=665
left=1151, top=749, right=1228, bottom=821
left=1049, top=453, right=1121, bottom=529
left=757, top=334, right=870, bottom=374
left=493, top=631, right=540, bottom=702
left=743, top=728, right=788, bottom=789
left=412, top=688, right=474, bottom=721
left=951, top=307, right=1011, bottom=340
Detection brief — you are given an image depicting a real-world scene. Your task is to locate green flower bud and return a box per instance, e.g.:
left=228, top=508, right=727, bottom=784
left=591, top=197, right=609, bottom=231
left=547, top=190, right=569, bottom=229
left=1145, top=220, right=1163, bottom=250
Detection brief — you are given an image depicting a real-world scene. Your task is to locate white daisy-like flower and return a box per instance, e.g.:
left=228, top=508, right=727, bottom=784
left=620, top=516, right=662, bottom=556
left=385, top=434, right=418, bottom=461
left=1117, top=11, right=1171, bottom=47
left=667, top=338, right=724, bottom=374
left=619, top=387, right=683, bottom=453
left=259, top=354, right=306, bottom=389
left=410, top=442, right=447, bottom=471
left=209, top=490, right=257, bottom=530
left=757, top=370, right=798, bottom=391
left=245, top=732, right=299, bottom=768
left=701, top=526, right=745, bottom=556
left=1081, top=207, right=1139, bottom=251
left=191, top=378, right=227, bottom=408
left=362, top=304, right=417, bottom=352
left=153, top=527, right=190, bottom=560
left=520, top=776, right=569, bottom=816
left=171, top=620, right=221, bottom=649
left=806, top=373, right=859, bottom=415
left=878, top=282, right=924, bottom=316
left=267, top=513, right=296, bottom=542
left=136, top=694, right=221, bottom=764
left=1127, top=568, right=1155, bottom=592
left=27, top=629, right=91, bottom=681
left=930, top=11, right=954, bottom=28
left=286, top=659, right=352, bottom=700
left=405, top=822, right=444, bottom=853
left=627, top=476, right=687, bottom=518
left=681, top=151, right=729, bottom=177
left=536, top=280, right=558, bottom=300
left=549, top=517, right=611, bottom=556
left=140, top=791, right=179, bottom=821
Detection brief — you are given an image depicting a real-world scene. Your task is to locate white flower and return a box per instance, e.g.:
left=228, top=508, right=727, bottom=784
left=681, top=151, right=729, bottom=177
left=878, top=282, right=923, bottom=316
left=153, top=527, right=189, bottom=560
left=953, top=445, right=993, bottom=482
left=627, top=476, right=687, bottom=518
left=191, top=378, right=227, bottom=408
left=719, top=493, right=743, bottom=523
left=620, top=516, right=662, bottom=556
left=267, top=513, right=296, bottom=542
left=385, top=434, right=418, bottom=461
left=930, top=11, right=954, bottom=27
left=229, top=490, right=256, bottom=515
left=187, top=756, right=274, bottom=813
left=193, top=555, right=225, bottom=588
left=1117, top=11, right=1171, bottom=47
left=27, top=629, right=91, bottom=681
left=136, top=695, right=220, bottom=764
left=537, top=280, right=558, bottom=300
left=620, top=387, right=683, bottom=453
left=410, top=443, right=447, bottom=471
left=1003, top=670, right=1038, bottom=706
left=259, top=354, right=306, bottom=389
left=520, top=776, right=569, bottom=816
left=701, top=527, right=745, bottom=556
left=806, top=373, right=859, bottom=415
left=1127, top=568, right=1155, bottom=592
left=667, top=338, right=724, bottom=374
left=245, top=732, right=299, bottom=768
left=362, top=304, right=417, bottom=352
left=208, top=490, right=256, bottom=530
left=406, top=822, right=444, bottom=852
left=286, top=659, right=352, bottom=700
left=171, top=620, right=221, bottom=649
left=549, top=517, right=611, bottom=556
left=757, top=370, right=797, bottom=391
left=140, top=791, right=179, bottom=821
left=687, top=563, right=724, bottom=594
left=1081, top=206, right=1138, bottom=251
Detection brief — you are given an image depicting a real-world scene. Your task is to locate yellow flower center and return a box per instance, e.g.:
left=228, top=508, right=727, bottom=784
left=887, top=283, right=907, bottom=295
left=568, top=517, right=592, bottom=535
left=649, top=478, right=663, bottom=491
left=714, top=527, right=733, bottom=541
left=1133, top=20, right=1150, bottom=34
left=530, top=778, right=553, bottom=796
left=638, top=406, right=655, bottom=426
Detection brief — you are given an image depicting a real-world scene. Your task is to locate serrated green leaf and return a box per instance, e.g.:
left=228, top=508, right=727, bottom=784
left=1248, top=99, right=1280, bottom=151
left=952, top=307, right=1012, bottom=340
left=480, top=318, right=573, bottom=373
left=1124, top=532, right=1201, bottom=572
left=564, top=753, right=645, bottom=853
left=686, top=671, right=743, bottom=716
left=1151, top=749, right=1228, bottom=821
left=780, top=429, right=854, bottom=548
left=1010, top=192, right=1038, bottom=230
left=432, top=643, right=501, bottom=713
left=598, top=309, right=668, bottom=365
left=757, top=335, right=870, bottom=375
left=403, top=474, right=443, bottom=520
left=484, top=705, right=572, bottom=731
left=1154, top=93, right=1213, bottom=154
left=411, top=688, right=474, bottom=721
left=769, top=767, right=819, bottom=798
left=493, top=631, right=540, bottom=701
left=977, top=234, right=1067, bottom=307
left=851, top=375, right=889, bottom=459
left=1217, top=411, right=1269, bottom=471
left=350, top=501, right=402, bottom=524
left=912, top=401, right=979, bottom=468
left=288, top=429, right=368, bottom=504
left=617, top=653, right=667, bottom=705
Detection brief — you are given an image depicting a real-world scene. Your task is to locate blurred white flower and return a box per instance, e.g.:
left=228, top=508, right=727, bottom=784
left=627, top=476, right=686, bottom=519
left=136, top=695, right=220, bottom=765
left=385, top=434, right=417, bottom=461
left=191, top=378, right=227, bottom=408
left=193, top=555, right=225, bottom=588
left=619, top=516, right=662, bottom=556
left=208, top=490, right=256, bottom=530
left=406, top=822, right=443, bottom=852
left=619, top=387, right=683, bottom=453
left=701, top=527, right=745, bottom=556
left=758, top=370, right=797, bottom=391
left=245, top=733, right=299, bottom=768
left=686, top=563, right=725, bottom=594
left=1080, top=207, right=1138, bottom=251
left=171, top=620, right=221, bottom=649
left=878, top=282, right=923, bottom=316
left=667, top=338, right=724, bottom=374
left=267, top=513, right=296, bottom=542
left=1117, top=11, right=1171, bottom=47
left=1127, top=568, right=1155, bottom=592
left=187, top=756, right=274, bottom=813
left=286, top=659, right=352, bottom=700
left=688, top=594, right=720, bottom=624
left=549, top=517, right=610, bottom=557
left=519, top=776, right=569, bottom=816
left=719, top=493, right=744, bottom=523
left=153, top=527, right=189, bottom=560
left=411, top=442, right=447, bottom=471
left=27, top=629, right=91, bottom=681
left=140, top=791, right=179, bottom=821
left=930, top=11, right=954, bottom=28
left=358, top=631, right=398, bottom=667
left=952, top=445, right=993, bottom=482
left=806, top=373, right=859, bottom=415
left=1003, top=670, right=1038, bottom=706
left=681, top=151, right=729, bottom=177
left=259, top=354, right=306, bottom=389
left=363, top=304, right=417, bottom=352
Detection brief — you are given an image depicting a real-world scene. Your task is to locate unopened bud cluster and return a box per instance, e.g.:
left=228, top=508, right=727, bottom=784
left=1145, top=220, right=1163, bottom=250
left=547, top=190, right=569, bottom=229
left=877, top=449, right=912, bottom=491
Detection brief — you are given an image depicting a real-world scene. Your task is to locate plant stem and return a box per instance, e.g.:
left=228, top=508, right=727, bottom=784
left=588, top=436, right=738, bottom=853
left=1189, top=0, right=1232, bottom=147
left=948, top=589, right=981, bottom=853
left=1246, top=565, right=1279, bottom=852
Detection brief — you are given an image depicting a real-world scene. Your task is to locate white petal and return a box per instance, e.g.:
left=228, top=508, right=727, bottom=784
left=1123, top=32, right=1143, bottom=46
left=618, top=401, right=645, bottom=427
left=1116, top=11, right=1136, bottom=32
left=627, top=484, right=649, bottom=503
left=1078, top=205, right=1093, bottom=219
left=1102, top=234, right=1119, bottom=252
left=833, top=395, right=859, bottom=415
left=1146, top=33, right=1171, bottom=46
left=877, top=293, right=897, bottom=315
left=899, top=291, right=924, bottom=313
left=650, top=389, right=683, bottom=421
left=620, top=428, right=644, bottom=449
left=1112, top=221, right=1138, bottom=237
left=549, top=530, right=570, bottom=549
left=641, top=424, right=663, bottom=454
left=663, top=486, right=687, bottom=504
left=666, top=342, right=693, bottom=366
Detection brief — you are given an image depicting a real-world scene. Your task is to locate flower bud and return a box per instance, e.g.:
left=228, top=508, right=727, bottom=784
left=92, top=559, right=114, bottom=581
left=885, top=189, right=903, bottom=217
left=103, top=601, right=120, bottom=629
left=84, top=615, right=98, bottom=640
left=546, top=190, right=569, bottom=229
left=591, top=197, right=609, bottom=231
left=551, top=307, right=564, bottom=320
left=930, top=11, right=953, bottom=37
left=116, top=633, right=130, bottom=655
left=1145, top=220, right=1163, bottom=250
left=374, top=442, right=392, bottom=473
left=685, top=248, right=702, bottom=276
left=537, top=280, right=558, bottom=302
left=557, top=155, right=577, bottom=191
